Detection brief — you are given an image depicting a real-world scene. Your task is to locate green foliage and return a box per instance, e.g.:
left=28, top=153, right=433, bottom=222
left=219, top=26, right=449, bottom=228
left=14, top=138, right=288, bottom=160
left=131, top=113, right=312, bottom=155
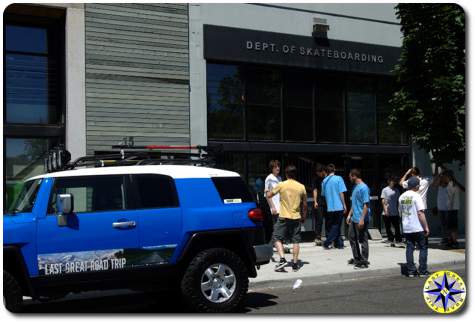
left=390, top=3, right=465, bottom=166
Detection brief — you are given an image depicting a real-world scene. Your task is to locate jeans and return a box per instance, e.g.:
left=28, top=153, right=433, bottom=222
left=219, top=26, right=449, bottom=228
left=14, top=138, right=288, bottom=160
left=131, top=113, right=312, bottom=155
left=405, top=231, right=428, bottom=274
left=324, top=211, right=344, bottom=248
left=383, top=215, right=402, bottom=242
left=439, top=210, right=448, bottom=242
left=313, top=206, right=327, bottom=240
left=349, top=221, right=369, bottom=262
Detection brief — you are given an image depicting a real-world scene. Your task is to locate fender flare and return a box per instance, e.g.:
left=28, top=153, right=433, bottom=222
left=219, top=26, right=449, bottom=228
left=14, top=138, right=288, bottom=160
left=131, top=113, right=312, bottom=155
left=3, top=245, right=35, bottom=297
left=177, top=229, right=258, bottom=278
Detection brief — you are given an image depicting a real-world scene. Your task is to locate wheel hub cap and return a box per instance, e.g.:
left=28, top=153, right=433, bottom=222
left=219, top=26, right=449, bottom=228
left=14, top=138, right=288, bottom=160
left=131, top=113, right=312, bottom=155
left=200, top=263, right=236, bottom=303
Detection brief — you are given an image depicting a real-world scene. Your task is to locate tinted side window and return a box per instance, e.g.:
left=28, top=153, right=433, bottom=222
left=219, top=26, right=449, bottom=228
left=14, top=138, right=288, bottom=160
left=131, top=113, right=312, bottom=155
left=132, top=174, right=179, bottom=209
left=212, top=177, right=254, bottom=203
left=50, top=175, right=126, bottom=213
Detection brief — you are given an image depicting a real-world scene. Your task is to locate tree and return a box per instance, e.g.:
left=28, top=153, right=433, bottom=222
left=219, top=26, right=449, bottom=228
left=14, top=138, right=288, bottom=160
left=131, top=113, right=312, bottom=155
left=390, top=4, right=465, bottom=166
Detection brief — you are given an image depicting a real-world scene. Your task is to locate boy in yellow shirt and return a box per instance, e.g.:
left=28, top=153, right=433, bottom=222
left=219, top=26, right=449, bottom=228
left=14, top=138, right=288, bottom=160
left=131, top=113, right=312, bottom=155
left=267, top=165, right=308, bottom=272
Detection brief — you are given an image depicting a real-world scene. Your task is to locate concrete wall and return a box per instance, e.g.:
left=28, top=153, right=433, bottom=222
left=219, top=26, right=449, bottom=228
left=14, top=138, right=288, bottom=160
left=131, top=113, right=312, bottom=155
left=43, top=3, right=87, bottom=160
left=189, top=3, right=403, bottom=146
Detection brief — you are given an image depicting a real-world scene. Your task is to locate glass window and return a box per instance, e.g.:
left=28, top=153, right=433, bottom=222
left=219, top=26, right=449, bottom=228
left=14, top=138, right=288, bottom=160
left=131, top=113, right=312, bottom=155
left=6, top=54, right=59, bottom=124
left=211, top=177, right=254, bottom=203
left=8, top=179, right=42, bottom=213
left=247, top=105, right=281, bottom=140
left=207, top=64, right=244, bottom=140
left=284, top=74, right=314, bottom=141
left=50, top=176, right=126, bottom=213
left=377, top=79, right=406, bottom=144
left=346, top=77, right=376, bottom=143
left=246, top=68, right=282, bottom=140
left=5, top=137, right=59, bottom=210
left=317, top=77, right=345, bottom=142
left=5, top=24, right=60, bottom=125
left=6, top=25, right=48, bottom=54
left=132, top=174, right=179, bottom=209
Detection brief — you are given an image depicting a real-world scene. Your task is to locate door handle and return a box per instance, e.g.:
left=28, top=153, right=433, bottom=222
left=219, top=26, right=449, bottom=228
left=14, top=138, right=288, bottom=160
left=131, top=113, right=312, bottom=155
left=112, top=221, right=136, bottom=229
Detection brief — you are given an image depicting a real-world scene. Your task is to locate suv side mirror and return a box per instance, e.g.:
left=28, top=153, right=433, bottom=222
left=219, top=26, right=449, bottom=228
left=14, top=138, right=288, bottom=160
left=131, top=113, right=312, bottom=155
left=56, top=193, right=74, bottom=227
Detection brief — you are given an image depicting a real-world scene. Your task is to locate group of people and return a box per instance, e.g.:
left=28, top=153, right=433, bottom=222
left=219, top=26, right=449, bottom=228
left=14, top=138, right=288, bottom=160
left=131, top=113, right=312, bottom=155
left=263, top=160, right=463, bottom=277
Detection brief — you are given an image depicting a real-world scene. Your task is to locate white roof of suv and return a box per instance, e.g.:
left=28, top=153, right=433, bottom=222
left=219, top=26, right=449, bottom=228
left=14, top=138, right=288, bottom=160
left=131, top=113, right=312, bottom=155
left=29, top=165, right=240, bottom=180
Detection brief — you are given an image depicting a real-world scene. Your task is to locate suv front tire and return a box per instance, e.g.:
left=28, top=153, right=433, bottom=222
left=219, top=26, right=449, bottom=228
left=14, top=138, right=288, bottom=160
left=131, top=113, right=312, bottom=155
left=181, top=248, right=248, bottom=313
left=3, top=270, right=23, bottom=313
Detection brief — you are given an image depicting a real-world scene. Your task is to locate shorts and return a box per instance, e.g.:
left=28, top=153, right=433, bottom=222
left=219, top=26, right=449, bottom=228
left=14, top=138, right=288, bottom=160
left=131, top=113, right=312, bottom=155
left=273, top=218, right=302, bottom=244
left=447, top=210, right=458, bottom=231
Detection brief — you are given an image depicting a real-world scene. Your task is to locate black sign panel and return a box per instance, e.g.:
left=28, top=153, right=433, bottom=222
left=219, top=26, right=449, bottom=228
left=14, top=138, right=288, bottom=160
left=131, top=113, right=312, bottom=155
left=204, top=25, right=401, bottom=75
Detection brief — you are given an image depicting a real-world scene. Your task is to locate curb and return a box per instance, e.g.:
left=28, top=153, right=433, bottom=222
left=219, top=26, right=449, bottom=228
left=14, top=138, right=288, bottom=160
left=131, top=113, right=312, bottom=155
left=249, top=260, right=466, bottom=290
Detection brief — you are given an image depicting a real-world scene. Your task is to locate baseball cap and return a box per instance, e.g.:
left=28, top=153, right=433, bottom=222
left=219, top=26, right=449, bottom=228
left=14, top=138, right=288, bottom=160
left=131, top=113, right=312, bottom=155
left=407, top=176, right=420, bottom=189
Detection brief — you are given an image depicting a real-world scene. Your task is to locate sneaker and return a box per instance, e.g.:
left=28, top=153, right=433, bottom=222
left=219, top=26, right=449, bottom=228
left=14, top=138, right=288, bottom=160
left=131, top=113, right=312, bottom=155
left=390, top=243, right=396, bottom=247
left=315, top=239, right=323, bottom=246
left=382, top=239, right=391, bottom=244
left=407, top=272, right=418, bottom=278
left=323, top=245, right=333, bottom=250
left=348, top=258, right=355, bottom=265
left=292, top=262, right=300, bottom=272
left=274, top=258, right=287, bottom=271
left=419, top=271, right=431, bottom=277
left=354, top=262, right=367, bottom=270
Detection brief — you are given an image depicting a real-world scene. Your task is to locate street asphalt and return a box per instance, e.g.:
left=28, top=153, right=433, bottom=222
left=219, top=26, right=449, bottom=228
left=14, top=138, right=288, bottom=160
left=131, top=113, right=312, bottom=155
left=12, top=264, right=465, bottom=314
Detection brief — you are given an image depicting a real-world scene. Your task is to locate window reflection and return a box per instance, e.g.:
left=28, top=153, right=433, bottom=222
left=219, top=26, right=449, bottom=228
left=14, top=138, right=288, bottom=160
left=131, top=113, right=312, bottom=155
left=284, top=73, right=313, bottom=141
left=246, top=68, right=282, bottom=140
left=207, top=64, right=244, bottom=139
left=206, top=63, right=405, bottom=145
left=5, top=24, right=59, bottom=125
left=5, top=137, right=58, bottom=210
left=317, top=77, right=345, bottom=142
left=6, top=25, right=48, bottom=54
left=347, top=77, right=376, bottom=143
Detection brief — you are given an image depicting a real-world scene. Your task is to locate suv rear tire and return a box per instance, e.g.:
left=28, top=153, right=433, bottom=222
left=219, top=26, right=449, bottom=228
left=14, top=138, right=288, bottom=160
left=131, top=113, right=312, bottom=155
left=181, top=248, right=248, bottom=313
left=3, top=270, right=23, bottom=313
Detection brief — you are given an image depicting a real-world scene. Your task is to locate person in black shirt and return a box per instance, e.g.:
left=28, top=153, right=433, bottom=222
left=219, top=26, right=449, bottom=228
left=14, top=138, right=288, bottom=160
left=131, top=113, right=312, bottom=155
left=313, top=163, right=328, bottom=246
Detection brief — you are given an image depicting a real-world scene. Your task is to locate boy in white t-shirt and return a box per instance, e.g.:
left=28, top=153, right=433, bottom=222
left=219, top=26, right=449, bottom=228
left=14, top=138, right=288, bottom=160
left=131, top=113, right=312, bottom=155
left=265, top=160, right=282, bottom=217
left=265, top=160, right=290, bottom=253
left=398, top=176, right=430, bottom=277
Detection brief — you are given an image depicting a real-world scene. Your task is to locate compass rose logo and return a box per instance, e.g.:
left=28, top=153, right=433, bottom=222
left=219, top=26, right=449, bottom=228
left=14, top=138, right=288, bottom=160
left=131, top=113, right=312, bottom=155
left=423, top=270, right=466, bottom=314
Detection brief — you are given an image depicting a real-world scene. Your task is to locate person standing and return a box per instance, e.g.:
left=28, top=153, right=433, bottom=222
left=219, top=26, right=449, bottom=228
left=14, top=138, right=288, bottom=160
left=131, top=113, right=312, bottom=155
left=434, top=170, right=450, bottom=247
left=399, top=176, right=430, bottom=277
left=267, top=165, right=308, bottom=272
left=446, top=170, right=463, bottom=248
left=312, top=163, right=328, bottom=246
left=265, top=160, right=282, bottom=219
left=381, top=177, right=402, bottom=246
left=321, top=164, right=347, bottom=250
left=346, top=169, right=371, bottom=269
left=399, top=167, right=432, bottom=210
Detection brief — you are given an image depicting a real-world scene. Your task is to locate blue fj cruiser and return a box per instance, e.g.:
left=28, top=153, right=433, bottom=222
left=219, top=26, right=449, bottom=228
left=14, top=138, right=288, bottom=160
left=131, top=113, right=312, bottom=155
left=3, top=147, right=272, bottom=313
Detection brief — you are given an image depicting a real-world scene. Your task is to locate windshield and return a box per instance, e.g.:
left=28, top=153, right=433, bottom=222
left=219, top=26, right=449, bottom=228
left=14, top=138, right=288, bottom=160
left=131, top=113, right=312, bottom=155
left=9, top=179, right=42, bottom=214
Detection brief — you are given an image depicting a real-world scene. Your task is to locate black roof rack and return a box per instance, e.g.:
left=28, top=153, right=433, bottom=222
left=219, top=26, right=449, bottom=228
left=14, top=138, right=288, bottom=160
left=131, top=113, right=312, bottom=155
left=44, top=137, right=216, bottom=173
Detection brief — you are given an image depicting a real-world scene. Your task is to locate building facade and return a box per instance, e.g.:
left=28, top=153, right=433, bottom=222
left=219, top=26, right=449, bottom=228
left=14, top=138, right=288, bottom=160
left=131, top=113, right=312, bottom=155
left=3, top=3, right=465, bottom=236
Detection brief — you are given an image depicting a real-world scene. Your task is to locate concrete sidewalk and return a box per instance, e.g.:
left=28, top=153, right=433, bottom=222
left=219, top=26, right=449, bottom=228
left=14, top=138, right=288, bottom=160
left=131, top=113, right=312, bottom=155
left=250, top=240, right=466, bottom=290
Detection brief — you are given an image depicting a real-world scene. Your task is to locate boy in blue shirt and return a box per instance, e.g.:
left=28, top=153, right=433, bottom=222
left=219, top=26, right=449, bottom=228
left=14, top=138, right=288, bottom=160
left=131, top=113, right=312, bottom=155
left=346, top=168, right=371, bottom=269
left=321, top=164, right=348, bottom=249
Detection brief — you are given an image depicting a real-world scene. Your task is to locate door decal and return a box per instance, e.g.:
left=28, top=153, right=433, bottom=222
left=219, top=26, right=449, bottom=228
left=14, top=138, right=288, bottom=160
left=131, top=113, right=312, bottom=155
left=37, top=245, right=177, bottom=276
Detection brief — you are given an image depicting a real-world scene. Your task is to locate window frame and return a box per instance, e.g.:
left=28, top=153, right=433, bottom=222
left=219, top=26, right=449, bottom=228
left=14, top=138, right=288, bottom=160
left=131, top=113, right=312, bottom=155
left=128, top=174, right=180, bottom=210
left=47, top=175, right=131, bottom=215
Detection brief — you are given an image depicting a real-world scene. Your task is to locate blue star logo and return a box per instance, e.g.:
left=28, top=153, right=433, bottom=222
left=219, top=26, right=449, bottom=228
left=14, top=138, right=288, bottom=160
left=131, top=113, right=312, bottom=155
left=424, top=272, right=465, bottom=312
